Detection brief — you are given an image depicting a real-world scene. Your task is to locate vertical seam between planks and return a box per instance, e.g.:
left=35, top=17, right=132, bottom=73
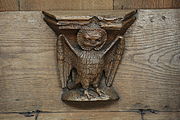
left=113, top=0, right=114, bottom=10
left=17, top=0, right=20, bottom=10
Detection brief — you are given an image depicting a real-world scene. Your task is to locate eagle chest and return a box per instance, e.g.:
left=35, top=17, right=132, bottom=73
left=77, top=52, right=104, bottom=75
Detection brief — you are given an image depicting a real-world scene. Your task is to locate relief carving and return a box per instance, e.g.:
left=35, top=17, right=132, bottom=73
left=43, top=10, right=136, bottom=101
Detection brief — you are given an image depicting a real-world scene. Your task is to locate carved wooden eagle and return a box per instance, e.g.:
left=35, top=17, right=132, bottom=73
left=43, top=10, right=136, bottom=101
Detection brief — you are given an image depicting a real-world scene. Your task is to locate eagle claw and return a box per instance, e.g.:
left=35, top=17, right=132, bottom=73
left=84, top=90, right=94, bottom=99
left=95, top=88, right=105, bottom=96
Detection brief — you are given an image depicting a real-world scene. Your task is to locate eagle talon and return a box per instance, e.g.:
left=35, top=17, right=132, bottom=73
left=95, top=88, right=105, bottom=96
left=84, top=90, right=94, bottom=99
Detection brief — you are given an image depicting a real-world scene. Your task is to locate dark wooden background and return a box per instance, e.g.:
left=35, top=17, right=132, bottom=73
left=0, top=0, right=180, bottom=11
left=0, top=0, right=180, bottom=120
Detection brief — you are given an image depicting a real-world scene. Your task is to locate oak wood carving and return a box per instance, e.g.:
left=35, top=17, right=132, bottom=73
left=43, top=10, right=136, bottom=101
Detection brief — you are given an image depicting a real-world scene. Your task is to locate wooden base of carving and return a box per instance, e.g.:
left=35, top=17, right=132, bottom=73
left=62, top=87, right=119, bottom=102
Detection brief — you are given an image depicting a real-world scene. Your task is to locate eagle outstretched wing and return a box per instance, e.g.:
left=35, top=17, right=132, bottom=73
left=103, top=36, right=125, bottom=87
left=57, top=34, right=79, bottom=88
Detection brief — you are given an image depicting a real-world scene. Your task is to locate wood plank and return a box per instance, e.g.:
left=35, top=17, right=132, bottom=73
left=0, top=0, right=19, bottom=11
left=38, top=112, right=141, bottom=120
left=0, top=114, right=35, bottom=120
left=0, top=11, right=59, bottom=112
left=119, top=9, right=180, bottom=111
left=114, top=0, right=174, bottom=9
left=142, top=0, right=174, bottom=8
left=162, top=0, right=175, bottom=8
left=173, top=0, right=180, bottom=8
left=144, top=112, right=180, bottom=120
left=0, top=112, right=179, bottom=120
left=20, top=0, right=113, bottom=10
left=0, top=9, right=179, bottom=112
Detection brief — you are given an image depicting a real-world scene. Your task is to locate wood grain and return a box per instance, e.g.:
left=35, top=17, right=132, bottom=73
left=1, top=112, right=179, bottom=120
left=173, top=0, right=180, bottom=8
left=0, top=114, right=35, bottom=120
left=0, top=9, right=179, bottom=112
left=37, top=112, right=141, bottom=120
left=0, top=0, right=19, bottom=11
left=114, top=0, right=176, bottom=9
left=0, top=0, right=179, bottom=11
left=144, top=112, right=180, bottom=120
left=19, top=0, right=113, bottom=10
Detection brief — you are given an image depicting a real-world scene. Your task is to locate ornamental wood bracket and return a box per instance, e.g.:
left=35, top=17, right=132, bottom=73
left=43, top=10, right=137, bottom=102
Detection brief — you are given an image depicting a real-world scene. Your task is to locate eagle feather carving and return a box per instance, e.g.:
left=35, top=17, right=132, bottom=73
left=43, top=10, right=136, bottom=101
left=57, top=20, right=124, bottom=99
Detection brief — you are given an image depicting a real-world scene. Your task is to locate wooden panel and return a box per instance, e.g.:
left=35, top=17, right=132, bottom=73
left=0, top=114, right=35, bottom=120
left=0, top=9, right=179, bottom=112
left=38, top=112, right=141, bottom=120
left=0, top=0, right=19, bottom=11
left=144, top=112, right=180, bottom=120
left=114, top=0, right=175, bottom=9
left=20, top=0, right=113, bottom=10
left=0, top=11, right=59, bottom=112
left=1, top=112, right=179, bottom=120
left=173, top=0, right=180, bottom=8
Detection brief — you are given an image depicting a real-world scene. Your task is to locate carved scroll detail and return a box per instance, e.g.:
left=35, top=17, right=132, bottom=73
left=43, top=10, right=136, bottom=101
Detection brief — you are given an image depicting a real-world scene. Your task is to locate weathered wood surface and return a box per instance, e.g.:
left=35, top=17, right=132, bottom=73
left=173, top=0, right=180, bottom=8
left=37, top=112, right=141, bottom=120
left=0, top=0, right=19, bottom=11
left=0, top=114, right=35, bottom=120
left=0, top=9, right=179, bottom=113
left=19, top=0, right=113, bottom=10
left=143, top=112, right=180, bottom=120
left=0, top=0, right=180, bottom=11
left=114, top=0, right=180, bottom=9
left=1, top=112, right=179, bottom=120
